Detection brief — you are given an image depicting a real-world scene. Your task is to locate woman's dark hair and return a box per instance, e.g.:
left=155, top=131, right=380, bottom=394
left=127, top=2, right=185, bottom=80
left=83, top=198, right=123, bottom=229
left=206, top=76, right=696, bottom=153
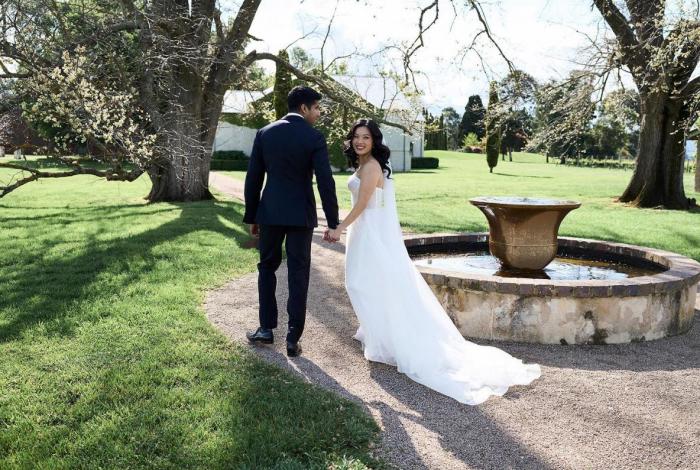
left=287, top=86, right=322, bottom=112
left=343, top=119, right=392, bottom=178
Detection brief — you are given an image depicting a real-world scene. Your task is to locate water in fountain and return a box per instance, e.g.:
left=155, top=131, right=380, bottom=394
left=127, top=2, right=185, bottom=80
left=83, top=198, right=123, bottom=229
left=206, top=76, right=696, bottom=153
left=413, top=251, right=663, bottom=280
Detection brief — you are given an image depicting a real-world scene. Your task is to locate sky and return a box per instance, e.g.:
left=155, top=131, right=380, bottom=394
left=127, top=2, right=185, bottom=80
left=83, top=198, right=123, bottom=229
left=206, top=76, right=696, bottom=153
left=240, top=0, right=610, bottom=112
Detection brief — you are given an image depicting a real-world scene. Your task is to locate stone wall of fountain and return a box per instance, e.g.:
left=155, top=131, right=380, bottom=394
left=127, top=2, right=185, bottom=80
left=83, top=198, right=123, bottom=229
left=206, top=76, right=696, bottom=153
left=406, top=233, right=700, bottom=344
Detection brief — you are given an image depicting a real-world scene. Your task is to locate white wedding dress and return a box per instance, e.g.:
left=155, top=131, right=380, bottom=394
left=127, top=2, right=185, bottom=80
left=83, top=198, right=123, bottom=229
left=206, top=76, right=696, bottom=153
left=344, top=172, right=541, bottom=405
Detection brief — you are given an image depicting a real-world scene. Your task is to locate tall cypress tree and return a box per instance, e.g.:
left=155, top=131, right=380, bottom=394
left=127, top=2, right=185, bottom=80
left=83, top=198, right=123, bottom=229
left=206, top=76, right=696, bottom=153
left=459, top=95, right=486, bottom=142
left=273, top=49, right=292, bottom=120
left=485, top=83, right=501, bottom=173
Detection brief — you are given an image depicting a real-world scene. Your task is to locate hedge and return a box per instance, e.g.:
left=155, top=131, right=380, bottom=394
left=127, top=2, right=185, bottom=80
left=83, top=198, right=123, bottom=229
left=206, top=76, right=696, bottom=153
left=560, top=158, right=636, bottom=170
left=212, top=150, right=248, bottom=160
left=210, top=159, right=249, bottom=171
left=411, top=157, right=439, bottom=169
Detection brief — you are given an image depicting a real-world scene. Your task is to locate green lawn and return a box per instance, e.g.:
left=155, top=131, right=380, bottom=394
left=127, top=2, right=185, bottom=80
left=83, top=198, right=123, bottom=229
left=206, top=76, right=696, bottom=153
left=220, top=150, right=700, bottom=261
left=0, top=173, right=380, bottom=469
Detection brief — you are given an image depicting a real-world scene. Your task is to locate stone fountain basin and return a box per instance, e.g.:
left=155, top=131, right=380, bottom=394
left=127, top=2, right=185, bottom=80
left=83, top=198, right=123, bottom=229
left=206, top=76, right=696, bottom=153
left=405, top=233, right=700, bottom=344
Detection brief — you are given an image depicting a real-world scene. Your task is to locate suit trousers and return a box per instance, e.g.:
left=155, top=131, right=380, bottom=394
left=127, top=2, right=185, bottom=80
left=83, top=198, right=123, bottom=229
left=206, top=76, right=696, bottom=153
left=257, top=224, right=314, bottom=343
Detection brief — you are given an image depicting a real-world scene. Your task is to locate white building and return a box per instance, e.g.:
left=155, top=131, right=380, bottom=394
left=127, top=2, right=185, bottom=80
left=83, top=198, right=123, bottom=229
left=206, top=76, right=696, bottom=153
left=213, top=76, right=424, bottom=172
left=213, top=89, right=268, bottom=157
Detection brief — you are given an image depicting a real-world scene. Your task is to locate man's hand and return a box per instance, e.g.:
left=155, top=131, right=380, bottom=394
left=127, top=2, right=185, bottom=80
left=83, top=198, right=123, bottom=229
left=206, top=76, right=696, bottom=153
left=323, top=228, right=340, bottom=243
left=323, top=228, right=333, bottom=242
left=249, top=224, right=260, bottom=238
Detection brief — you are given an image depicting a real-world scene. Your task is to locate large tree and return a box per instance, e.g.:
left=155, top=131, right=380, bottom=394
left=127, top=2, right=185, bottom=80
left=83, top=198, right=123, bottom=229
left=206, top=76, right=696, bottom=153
left=500, top=109, right=531, bottom=161
left=495, top=70, right=537, bottom=161
left=458, top=94, right=486, bottom=142
left=0, top=0, right=416, bottom=201
left=531, top=71, right=596, bottom=163
left=591, top=0, right=700, bottom=209
left=441, top=106, right=461, bottom=150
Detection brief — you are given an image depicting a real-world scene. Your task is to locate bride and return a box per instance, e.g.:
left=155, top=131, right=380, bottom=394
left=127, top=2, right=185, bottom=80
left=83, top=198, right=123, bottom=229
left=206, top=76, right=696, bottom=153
left=325, top=119, right=541, bottom=405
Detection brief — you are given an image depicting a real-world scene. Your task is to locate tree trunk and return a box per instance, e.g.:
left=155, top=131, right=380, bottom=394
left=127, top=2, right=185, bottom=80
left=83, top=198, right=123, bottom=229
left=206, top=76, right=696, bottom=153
left=146, top=107, right=214, bottom=203
left=619, top=93, right=691, bottom=209
left=146, top=154, right=212, bottom=202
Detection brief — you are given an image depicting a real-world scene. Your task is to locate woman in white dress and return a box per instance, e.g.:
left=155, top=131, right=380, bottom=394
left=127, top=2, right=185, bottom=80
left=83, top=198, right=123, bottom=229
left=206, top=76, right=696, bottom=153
left=326, top=119, right=541, bottom=405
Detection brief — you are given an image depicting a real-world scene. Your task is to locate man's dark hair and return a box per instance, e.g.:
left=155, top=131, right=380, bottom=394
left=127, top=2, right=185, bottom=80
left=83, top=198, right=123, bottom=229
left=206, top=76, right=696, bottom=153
left=287, top=86, right=322, bottom=112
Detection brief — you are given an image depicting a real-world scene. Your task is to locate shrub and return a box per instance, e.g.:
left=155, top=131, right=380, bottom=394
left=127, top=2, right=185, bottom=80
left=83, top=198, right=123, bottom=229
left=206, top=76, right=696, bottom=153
left=411, top=157, right=439, bottom=169
left=461, top=132, right=481, bottom=150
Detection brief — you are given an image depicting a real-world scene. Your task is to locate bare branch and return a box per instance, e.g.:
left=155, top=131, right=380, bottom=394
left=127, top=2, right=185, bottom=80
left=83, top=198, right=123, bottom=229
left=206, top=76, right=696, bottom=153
left=320, top=0, right=340, bottom=72
left=468, top=0, right=514, bottom=72
left=324, top=47, right=358, bottom=73
left=403, top=1, right=440, bottom=87
left=592, top=0, right=638, bottom=51
left=592, top=0, right=647, bottom=78
left=247, top=51, right=413, bottom=134
left=0, top=162, right=143, bottom=198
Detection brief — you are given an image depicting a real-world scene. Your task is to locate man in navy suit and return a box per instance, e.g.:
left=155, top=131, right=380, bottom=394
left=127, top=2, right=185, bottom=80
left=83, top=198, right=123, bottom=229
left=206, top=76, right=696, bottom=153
left=243, top=86, right=340, bottom=357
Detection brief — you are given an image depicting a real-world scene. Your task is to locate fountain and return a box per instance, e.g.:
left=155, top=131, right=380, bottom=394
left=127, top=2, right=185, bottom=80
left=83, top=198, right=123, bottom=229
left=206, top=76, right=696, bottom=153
left=406, top=197, right=700, bottom=344
left=469, top=196, right=581, bottom=271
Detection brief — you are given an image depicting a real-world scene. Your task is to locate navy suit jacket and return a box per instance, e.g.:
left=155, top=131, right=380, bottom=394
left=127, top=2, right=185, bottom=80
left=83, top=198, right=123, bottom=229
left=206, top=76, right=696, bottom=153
left=243, top=114, right=340, bottom=229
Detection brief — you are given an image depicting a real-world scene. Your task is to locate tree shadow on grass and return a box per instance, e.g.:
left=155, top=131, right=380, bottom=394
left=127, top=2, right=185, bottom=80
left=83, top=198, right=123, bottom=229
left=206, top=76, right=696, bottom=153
left=1, top=199, right=383, bottom=468
left=0, top=204, right=179, bottom=224
left=0, top=199, right=251, bottom=342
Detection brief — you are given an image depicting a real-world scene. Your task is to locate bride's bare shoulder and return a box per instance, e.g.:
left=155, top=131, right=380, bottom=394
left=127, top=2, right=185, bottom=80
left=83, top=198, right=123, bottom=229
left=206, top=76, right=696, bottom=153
left=361, top=158, right=382, bottom=175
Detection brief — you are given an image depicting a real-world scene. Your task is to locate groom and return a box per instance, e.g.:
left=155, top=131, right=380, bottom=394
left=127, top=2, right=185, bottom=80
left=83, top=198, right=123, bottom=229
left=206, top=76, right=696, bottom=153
left=243, top=85, right=340, bottom=357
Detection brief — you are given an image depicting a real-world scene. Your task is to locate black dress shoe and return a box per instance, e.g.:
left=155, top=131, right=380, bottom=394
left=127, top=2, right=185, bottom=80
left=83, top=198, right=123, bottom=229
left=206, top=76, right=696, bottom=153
left=246, top=327, right=273, bottom=344
left=286, top=341, right=302, bottom=357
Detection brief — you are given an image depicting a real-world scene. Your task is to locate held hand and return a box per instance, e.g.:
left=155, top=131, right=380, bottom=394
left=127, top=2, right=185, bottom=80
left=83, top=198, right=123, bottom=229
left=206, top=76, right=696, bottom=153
left=249, top=224, right=260, bottom=238
left=327, top=227, right=342, bottom=242
left=323, top=228, right=338, bottom=243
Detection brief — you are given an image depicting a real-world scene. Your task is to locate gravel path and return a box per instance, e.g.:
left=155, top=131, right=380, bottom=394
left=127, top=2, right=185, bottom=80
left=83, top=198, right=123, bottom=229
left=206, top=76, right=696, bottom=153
left=206, top=172, right=700, bottom=470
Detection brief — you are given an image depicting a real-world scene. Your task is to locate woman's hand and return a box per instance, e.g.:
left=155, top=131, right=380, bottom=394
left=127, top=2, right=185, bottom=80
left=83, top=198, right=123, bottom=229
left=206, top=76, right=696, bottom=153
left=327, top=227, right=343, bottom=242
